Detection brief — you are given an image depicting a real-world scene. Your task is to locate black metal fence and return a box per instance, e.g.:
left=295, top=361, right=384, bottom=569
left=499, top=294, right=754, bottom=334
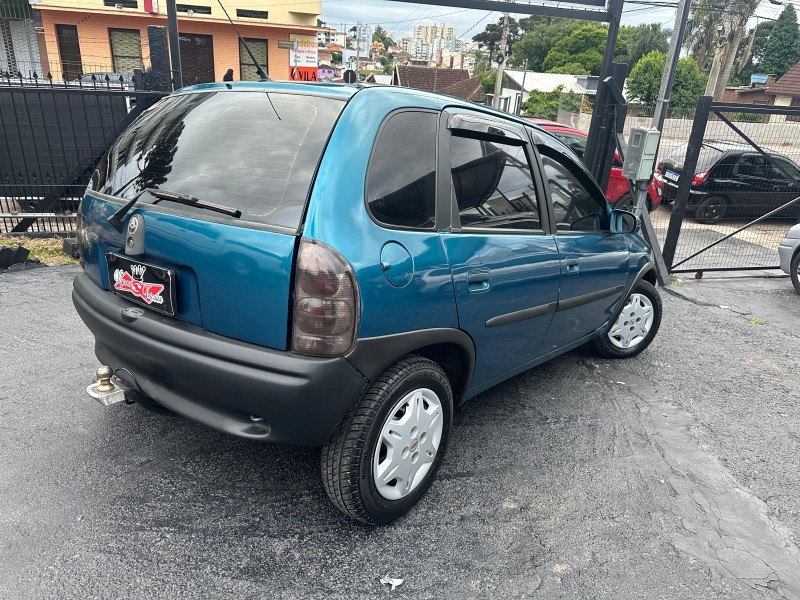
left=660, top=96, right=800, bottom=276
left=0, top=75, right=166, bottom=234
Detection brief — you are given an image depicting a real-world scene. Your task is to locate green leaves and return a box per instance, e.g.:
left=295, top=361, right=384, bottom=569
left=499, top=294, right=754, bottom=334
left=627, top=51, right=707, bottom=112
left=760, top=5, right=800, bottom=79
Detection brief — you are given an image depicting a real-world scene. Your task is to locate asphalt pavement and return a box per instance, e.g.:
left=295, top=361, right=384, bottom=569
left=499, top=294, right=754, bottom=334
left=1, top=266, right=799, bottom=599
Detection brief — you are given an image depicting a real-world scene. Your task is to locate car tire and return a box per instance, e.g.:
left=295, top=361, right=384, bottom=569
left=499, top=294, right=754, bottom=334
left=321, top=355, right=453, bottom=525
left=693, top=195, right=728, bottom=224
left=592, top=280, right=662, bottom=359
left=791, top=250, right=800, bottom=294
left=614, top=193, right=654, bottom=214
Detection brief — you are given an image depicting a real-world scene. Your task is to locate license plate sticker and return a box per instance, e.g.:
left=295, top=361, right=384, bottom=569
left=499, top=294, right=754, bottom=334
left=664, top=170, right=680, bottom=182
left=107, top=253, right=176, bottom=316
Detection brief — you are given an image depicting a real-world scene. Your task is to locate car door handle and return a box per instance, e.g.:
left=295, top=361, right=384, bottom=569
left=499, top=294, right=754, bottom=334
left=467, top=269, right=490, bottom=293
left=565, top=259, right=580, bottom=274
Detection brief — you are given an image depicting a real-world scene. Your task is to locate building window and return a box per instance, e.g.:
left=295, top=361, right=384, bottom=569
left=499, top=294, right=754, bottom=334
left=239, top=38, right=268, bottom=81
left=176, top=4, right=212, bottom=14
left=236, top=9, right=268, bottom=19
left=55, top=24, right=82, bottom=81
left=103, top=0, right=138, bottom=7
left=109, top=28, right=143, bottom=74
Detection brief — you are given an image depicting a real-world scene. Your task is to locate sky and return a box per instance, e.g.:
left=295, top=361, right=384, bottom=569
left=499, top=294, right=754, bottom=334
left=320, top=0, right=789, bottom=42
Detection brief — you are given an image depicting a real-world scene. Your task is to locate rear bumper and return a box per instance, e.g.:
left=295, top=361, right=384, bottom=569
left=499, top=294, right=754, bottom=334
left=73, top=272, right=369, bottom=446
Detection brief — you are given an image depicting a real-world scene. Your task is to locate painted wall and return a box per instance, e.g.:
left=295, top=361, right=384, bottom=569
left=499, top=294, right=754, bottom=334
left=37, top=8, right=314, bottom=81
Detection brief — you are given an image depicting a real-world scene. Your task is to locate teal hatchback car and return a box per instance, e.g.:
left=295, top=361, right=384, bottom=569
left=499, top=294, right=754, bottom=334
left=74, top=81, right=661, bottom=524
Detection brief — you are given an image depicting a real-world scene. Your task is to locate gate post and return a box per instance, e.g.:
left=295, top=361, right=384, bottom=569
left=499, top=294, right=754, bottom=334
left=661, top=95, right=712, bottom=270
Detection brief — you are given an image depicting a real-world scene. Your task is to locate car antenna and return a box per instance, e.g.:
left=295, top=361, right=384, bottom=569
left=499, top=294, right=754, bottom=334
left=215, top=0, right=271, bottom=81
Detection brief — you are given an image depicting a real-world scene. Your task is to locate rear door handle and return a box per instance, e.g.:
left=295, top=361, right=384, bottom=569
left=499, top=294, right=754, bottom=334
left=467, top=269, right=490, bottom=293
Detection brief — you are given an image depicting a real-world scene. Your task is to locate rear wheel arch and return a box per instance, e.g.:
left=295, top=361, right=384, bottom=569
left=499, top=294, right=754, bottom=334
left=347, top=329, right=476, bottom=406
left=412, top=342, right=471, bottom=406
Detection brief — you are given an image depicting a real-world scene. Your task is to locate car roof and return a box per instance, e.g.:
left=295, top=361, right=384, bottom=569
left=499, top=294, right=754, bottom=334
left=531, top=122, right=587, bottom=138
left=176, top=80, right=556, bottom=130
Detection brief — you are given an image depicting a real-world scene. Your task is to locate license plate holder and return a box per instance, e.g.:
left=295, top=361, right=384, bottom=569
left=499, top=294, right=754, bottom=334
left=107, top=253, right=176, bottom=316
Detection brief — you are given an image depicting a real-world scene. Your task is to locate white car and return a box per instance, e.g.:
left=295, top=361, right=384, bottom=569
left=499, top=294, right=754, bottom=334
left=778, top=223, right=800, bottom=293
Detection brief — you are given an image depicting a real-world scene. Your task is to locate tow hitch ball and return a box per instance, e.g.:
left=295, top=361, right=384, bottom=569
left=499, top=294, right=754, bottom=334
left=87, top=365, right=128, bottom=406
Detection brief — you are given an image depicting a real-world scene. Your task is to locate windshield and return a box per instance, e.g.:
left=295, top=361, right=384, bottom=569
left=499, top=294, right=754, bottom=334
left=92, top=91, right=345, bottom=229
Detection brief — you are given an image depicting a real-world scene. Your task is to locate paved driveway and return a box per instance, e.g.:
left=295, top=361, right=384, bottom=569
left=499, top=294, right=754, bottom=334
left=1, top=266, right=799, bottom=599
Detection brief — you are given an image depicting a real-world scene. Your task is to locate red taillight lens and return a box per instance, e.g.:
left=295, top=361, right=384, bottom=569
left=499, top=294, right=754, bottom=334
left=292, top=238, right=359, bottom=357
left=692, top=171, right=708, bottom=186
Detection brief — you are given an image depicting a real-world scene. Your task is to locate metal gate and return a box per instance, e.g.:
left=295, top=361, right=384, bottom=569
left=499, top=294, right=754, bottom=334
left=661, top=96, right=800, bottom=276
left=0, top=77, right=166, bottom=234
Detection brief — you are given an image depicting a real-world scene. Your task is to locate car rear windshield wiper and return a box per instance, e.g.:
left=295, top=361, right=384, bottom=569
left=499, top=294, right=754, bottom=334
left=107, top=188, right=241, bottom=232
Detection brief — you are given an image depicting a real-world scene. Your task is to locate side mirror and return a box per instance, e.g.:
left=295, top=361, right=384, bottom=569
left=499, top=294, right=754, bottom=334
left=610, top=209, right=640, bottom=234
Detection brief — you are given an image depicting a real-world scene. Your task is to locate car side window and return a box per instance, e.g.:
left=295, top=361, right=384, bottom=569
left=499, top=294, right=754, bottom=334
left=449, top=134, right=543, bottom=231
left=733, top=155, right=768, bottom=178
left=554, top=133, right=587, bottom=158
left=540, top=151, right=606, bottom=232
left=769, top=157, right=800, bottom=181
left=367, top=111, right=437, bottom=229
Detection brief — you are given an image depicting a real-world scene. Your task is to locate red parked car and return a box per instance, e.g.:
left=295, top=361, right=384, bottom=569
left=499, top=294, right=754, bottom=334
left=526, top=118, right=659, bottom=212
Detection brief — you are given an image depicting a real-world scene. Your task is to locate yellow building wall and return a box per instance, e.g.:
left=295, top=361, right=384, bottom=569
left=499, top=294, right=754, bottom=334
left=36, top=8, right=316, bottom=81
left=33, top=0, right=320, bottom=25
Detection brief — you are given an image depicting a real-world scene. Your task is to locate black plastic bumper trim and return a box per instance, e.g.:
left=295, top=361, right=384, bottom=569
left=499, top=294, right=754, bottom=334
left=485, top=302, right=557, bottom=328
left=556, top=285, right=625, bottom=312
left=73, top=272, right=369, bottom=447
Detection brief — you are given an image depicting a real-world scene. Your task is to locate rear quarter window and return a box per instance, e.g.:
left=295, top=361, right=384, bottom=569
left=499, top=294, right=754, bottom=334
left=94, top=91, right=345, bottom=230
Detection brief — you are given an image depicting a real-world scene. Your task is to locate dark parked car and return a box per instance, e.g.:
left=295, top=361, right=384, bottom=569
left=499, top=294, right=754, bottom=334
left=73, top=81, right=661, bottom=524
left=655, top=140, right=800, bottom=224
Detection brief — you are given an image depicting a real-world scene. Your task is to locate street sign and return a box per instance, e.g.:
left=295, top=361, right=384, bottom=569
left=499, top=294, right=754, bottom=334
left=277, top=40, right=298, bottom=50
left=343, top=69, right=357, bottom=84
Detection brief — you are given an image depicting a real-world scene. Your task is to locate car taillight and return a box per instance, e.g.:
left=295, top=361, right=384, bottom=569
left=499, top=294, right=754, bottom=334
left=692, top=171, right=708, bottom=186
left=292, top=238, right=359, bottom=357
left=653, top=168, right=662, bottom=182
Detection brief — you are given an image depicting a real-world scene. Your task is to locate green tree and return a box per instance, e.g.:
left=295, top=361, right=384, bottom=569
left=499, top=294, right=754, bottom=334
left=761, top=5, right=800, bottom=78
left=372, top=25, right=394, bottom=53
left=615, top=23, right=670, bottom=68
left=732, top=21, right=773, bottom=85
left=473, top=17, right=522, bottom=62
left=520, top=85, right=582, bottom=119
left=627, top=51, right=707, bottom=113
left=627, top=50, right=664, bottom=104
left=541, top=24, right=608, bottom=75
left=509, top=19, right=583, bottom=70
left=672, top=57, right=707, bottom=111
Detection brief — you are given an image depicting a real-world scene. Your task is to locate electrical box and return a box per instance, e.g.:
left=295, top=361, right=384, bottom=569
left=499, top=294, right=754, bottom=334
left=623, top=127, right=660, bottom=181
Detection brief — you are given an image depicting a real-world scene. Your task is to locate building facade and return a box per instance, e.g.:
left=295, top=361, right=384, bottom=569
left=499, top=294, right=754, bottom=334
left=29, top=0, right=320, bottom=83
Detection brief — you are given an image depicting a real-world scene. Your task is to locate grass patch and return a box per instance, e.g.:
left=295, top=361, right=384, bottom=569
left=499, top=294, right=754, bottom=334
left=669, top=274, right=684, bottom=287
left=746, top=317, right=766, bottom=325
left=0, top=235, right=78, bottom=266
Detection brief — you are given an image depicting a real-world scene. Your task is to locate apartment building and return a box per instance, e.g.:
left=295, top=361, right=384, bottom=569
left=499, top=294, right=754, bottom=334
left=29, top=0, right=320, bottom=83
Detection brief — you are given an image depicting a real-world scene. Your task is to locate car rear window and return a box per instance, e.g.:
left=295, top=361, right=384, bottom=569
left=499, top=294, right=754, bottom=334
left=663, top=142, right=724, bottom=171
left=93, top=91, right=345, bottom=229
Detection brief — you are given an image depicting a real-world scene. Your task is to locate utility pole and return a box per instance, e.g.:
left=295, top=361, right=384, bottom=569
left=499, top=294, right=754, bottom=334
left=165, top=0, right=182, bottom=90
left=704, top=6, right=731, bottom=99
left=355, top=22, right=361, bottom=77
left=628, top=0, right=692, bottom=286
left=492, top=12, right=510, bottom=110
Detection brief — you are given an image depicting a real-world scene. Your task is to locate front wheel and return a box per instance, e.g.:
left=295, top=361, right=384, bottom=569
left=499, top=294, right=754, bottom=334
left=791, top=251, right=800, bottom=294
left=592, top=280, right=662, bottom=359
left=321, top=355, right=453, bottom=525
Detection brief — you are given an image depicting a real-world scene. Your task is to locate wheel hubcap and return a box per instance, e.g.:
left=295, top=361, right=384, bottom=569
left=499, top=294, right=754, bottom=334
left=373, top=388, right=443, bottom=501
left=608, top=293, right=654, bottom=349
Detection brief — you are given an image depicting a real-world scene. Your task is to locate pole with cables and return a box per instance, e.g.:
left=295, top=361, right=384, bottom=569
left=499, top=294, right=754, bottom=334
left=492, top=13, right=509, bottom=110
